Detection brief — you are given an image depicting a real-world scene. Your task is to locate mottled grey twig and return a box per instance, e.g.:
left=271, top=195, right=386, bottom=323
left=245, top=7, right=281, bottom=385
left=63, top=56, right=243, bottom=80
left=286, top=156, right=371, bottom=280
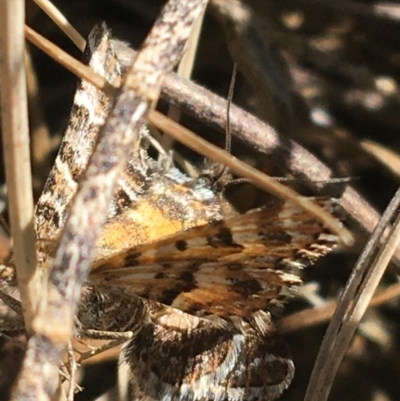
left=11, top=1, right=209, bottom=400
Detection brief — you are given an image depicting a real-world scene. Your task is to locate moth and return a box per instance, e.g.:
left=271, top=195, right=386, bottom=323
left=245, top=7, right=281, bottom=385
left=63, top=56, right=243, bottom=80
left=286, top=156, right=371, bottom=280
left=1, top=23, right=340, bottom=401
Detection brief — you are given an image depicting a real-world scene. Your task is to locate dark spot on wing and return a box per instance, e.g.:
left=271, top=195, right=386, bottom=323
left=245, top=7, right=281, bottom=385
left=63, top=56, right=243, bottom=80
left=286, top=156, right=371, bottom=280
left=159, top=264, right=200, bottom=305
left=259, top=231, right=292, bottom=244
left=231, top=278, right=263, bottom=296
left=207, top=227, right=242, bottom=248
left=175, top=240, right=188, bottom=251
left=178, top=270, right=195, bottom=285
left=161, top=284, right=194, bottom=306
left=124, top=252, right=141, bottom=266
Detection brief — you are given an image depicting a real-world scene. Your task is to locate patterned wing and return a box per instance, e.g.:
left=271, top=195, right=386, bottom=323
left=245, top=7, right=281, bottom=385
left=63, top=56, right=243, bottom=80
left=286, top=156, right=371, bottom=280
left=90, top=198, right=340, bottom=318
left=95, top=159, right=222, bottom=260
left=34, top=23, right=222, bottom=257
left=126, top=307, right=294, bottom=401
left=79, top=286, right=294, bottom=401
left=35, top=23, right=122, bottom=242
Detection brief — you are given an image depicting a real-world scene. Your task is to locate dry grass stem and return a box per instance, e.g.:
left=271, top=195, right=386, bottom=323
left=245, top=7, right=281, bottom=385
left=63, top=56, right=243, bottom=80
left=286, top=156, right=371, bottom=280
left=0, top=0, right=39, bottom=331
left=24, top=25, right=116, bottom=98
left=150, top=110, right=353, bottom=245
left=278, top=282, right=400, bottom=334
left=304, top=186, right=400, bottom=401
left=374, top=2, right=400, bottom=20
left=361, top=140, right=400, bottom=178
left=12, top=2, right=210, bottom=400
left=32, top=0, right=85, bottom=51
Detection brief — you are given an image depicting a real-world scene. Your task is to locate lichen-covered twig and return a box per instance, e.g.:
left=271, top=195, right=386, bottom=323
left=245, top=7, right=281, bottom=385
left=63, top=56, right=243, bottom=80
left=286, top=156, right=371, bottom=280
left=11, top=1, right=209, bottom=400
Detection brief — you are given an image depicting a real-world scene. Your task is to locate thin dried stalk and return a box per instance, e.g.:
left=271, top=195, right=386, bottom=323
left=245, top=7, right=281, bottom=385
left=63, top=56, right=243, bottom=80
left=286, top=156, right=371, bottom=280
left=0, top=0, right=39, bottom=331
left=304, top=186, right=400, bottom=401
left=12, top=1, right=210, bottom=400
left=24, top=25, right=116, bottom=98
left=32, top=0, right=85, bottom=51
left=373, top=2, right=400, bottom=20
left=176, top=8, right=204, bottom=79
left=361, top=140, right=400, bottom=178
left=150, top=110, right=352, bottom=245
left=278, top=282, right=400, bottom=334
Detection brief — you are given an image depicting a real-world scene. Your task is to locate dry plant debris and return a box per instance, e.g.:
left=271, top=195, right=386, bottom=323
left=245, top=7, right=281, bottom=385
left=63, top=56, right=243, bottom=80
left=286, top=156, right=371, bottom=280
left=1, top=1, right=400, bottom=401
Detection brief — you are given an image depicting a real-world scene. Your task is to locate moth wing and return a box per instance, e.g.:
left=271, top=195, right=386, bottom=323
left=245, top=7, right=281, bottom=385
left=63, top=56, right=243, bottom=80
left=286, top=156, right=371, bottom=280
left=90, top=198, right=340, bottom=318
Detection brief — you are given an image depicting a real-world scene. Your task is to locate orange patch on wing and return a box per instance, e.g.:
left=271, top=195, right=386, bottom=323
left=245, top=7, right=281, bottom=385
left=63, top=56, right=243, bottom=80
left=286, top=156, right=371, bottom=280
left=95, top=200, right=209, bottom=261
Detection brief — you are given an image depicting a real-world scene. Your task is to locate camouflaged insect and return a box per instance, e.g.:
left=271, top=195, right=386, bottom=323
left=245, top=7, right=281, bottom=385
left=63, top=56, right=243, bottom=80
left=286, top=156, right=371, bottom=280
left=2, top=23, right=340, bottom=401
